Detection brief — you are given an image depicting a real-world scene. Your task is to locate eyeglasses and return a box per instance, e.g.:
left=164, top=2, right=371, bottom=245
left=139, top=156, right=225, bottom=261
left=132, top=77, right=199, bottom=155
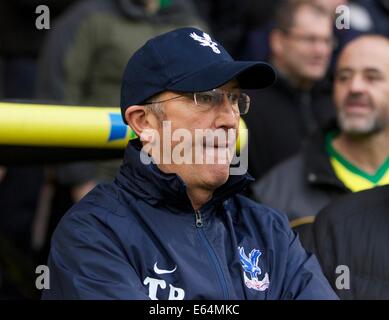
left=285, top=32, right=336, bottom=48
left=143, top=89, right=250, bottom=115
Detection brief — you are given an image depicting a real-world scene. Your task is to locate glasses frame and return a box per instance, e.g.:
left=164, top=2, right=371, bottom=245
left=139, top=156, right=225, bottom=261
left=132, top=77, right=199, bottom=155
left=143, top=89, right=250, bottom=115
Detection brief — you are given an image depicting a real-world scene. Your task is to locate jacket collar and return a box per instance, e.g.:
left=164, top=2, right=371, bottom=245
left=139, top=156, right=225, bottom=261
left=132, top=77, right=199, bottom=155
left=302, top=122, right=349, bottom=191
left=114, top=139, right=254, bottom=211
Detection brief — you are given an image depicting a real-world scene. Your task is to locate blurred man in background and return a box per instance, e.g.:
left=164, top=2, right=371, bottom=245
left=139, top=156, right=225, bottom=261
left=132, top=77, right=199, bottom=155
left=244, top=0, right=336, bottom=181
left=253, top=35, right=389, bottom=234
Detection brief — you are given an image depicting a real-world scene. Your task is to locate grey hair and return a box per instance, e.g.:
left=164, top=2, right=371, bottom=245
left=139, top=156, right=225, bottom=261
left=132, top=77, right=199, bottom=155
left=143, top=93, right=166, bottom=122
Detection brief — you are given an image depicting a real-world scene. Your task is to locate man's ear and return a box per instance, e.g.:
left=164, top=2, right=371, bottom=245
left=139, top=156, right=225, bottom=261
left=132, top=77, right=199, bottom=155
left=270, top=29, right=285, bottom=58
left=124, top=106, right=149, bottom=137
left=125, top=106, right=160, bottom=143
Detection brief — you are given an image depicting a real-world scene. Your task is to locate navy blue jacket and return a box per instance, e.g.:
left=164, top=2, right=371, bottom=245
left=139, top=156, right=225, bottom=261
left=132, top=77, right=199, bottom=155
left=42, top=140, right=337, bottom=300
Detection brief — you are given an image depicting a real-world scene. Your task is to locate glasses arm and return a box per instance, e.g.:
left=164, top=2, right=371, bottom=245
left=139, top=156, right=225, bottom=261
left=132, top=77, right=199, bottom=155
left=143, top=94, right=192, bottom=105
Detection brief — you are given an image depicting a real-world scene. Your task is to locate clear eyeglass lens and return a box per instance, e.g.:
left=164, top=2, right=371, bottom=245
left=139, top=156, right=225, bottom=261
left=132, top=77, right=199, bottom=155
left=195, top=92, right=216, bottom=106
left=194, top=90, right=249, bottom=115
left=239, top=93, right=250, bottom=115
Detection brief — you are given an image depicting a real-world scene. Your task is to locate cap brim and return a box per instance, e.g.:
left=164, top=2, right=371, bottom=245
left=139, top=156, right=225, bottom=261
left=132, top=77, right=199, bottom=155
left=167, top=61, right=277, bottom=92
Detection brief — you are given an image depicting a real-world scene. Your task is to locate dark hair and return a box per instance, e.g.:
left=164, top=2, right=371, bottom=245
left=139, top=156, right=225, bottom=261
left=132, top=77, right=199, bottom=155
left=274, top=0, right=331, bottom=33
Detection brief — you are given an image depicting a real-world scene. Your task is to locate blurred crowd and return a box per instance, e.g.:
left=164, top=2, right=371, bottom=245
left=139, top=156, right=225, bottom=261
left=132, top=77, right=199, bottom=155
left=0, top=0, right=388, bottom=299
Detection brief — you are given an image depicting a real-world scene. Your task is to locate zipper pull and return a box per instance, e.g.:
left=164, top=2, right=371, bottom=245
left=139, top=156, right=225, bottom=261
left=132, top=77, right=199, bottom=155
left=195, top=210, right=203, bottom=228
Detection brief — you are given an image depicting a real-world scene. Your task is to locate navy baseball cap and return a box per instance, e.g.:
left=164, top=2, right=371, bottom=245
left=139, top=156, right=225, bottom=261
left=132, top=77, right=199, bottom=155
left=120, top=27, right=276, bottom=123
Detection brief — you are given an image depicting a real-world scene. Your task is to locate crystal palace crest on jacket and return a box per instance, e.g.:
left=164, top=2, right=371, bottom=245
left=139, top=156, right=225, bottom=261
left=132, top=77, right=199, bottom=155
left=238, top=246, right=270, bottom=291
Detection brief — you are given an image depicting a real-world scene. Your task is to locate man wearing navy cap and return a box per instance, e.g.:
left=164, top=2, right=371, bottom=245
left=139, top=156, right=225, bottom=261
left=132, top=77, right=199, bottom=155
left=43, top=27, right=337, bottom=300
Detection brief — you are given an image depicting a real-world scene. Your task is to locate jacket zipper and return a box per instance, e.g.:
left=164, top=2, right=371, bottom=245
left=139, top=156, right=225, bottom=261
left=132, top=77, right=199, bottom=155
left=195, top=210, right=203, bottom=227
left=195, top=209, right=229, bottom=299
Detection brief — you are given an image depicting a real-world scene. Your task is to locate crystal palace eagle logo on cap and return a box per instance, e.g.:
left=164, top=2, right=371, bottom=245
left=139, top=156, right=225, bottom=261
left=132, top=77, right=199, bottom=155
left=189, top=32, right=221, bottom=54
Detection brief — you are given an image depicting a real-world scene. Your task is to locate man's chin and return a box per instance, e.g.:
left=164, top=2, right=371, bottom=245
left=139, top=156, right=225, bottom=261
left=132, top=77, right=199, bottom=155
left=303, top=68, right=327, bottom=81
left=201, top=164, right=230, bottom=187
left=202, top=147, right=234, bottom=166
left=339, top=118, right=380, bottom=136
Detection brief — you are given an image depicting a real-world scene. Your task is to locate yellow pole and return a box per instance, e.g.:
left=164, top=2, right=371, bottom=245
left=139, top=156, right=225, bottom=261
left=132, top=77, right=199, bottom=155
left=0, top=102, right=136, bottom=148
left=0, top=102, right=248, bottom=150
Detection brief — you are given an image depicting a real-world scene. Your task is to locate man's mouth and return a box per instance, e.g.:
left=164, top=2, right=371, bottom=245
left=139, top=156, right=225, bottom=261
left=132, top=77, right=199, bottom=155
left=202, top=137, right=232, bottom=149
left=343, top=95, right=372, bottom=114
left=344, top=102, right=371, bottom=113
left=309, top=60, right=324, bottom=66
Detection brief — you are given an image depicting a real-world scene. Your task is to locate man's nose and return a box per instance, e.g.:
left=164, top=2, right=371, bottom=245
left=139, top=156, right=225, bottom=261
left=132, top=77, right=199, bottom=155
left=214, top=96, right=239, bottom=129
left=313, top=38, right=331, bottom=57
left=313, top=39, right=325, bottom=52
left=349, top=75, right=366, bottom=93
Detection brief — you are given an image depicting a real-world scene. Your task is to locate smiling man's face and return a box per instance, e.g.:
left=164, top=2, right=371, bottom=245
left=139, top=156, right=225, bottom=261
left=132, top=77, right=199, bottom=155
left=334, top=36, right=389, bottom=136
